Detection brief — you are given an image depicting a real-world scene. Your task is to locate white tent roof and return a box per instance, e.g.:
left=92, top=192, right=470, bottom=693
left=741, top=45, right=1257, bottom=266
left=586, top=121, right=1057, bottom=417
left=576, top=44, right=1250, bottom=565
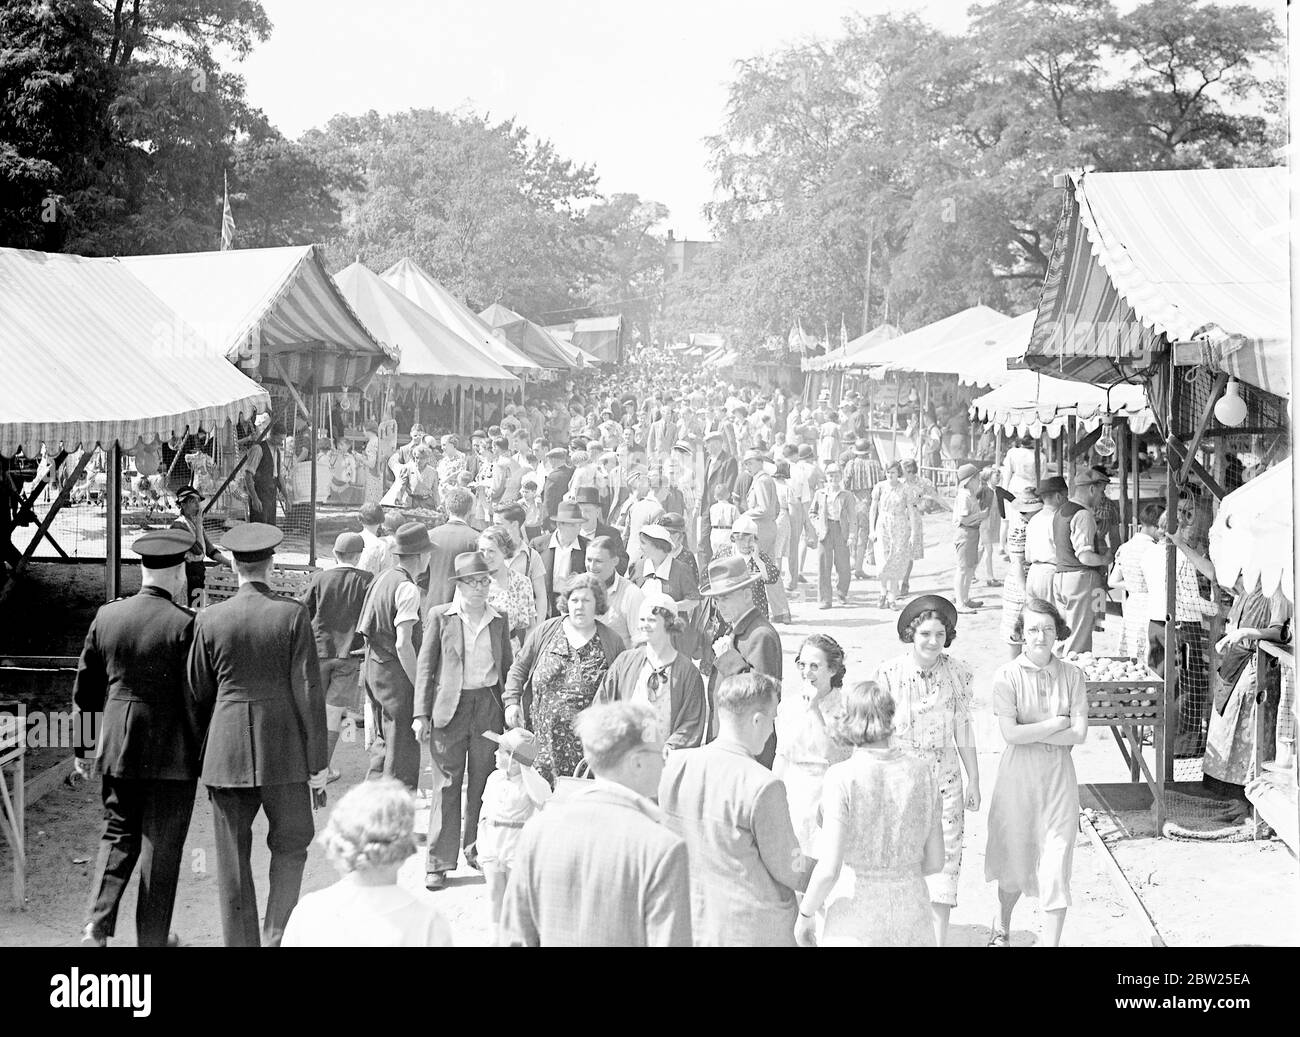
left=380, top=259, right=539, bottom=373
left=804, top=323, right=901, bottom=371
left=970, top=370, right=1154, bottom=437
left=1209, top=463, right=1293, bottom=603
left=882, top=311, right=1035, bottom=387
left=0, top=248, right=268, bottom=450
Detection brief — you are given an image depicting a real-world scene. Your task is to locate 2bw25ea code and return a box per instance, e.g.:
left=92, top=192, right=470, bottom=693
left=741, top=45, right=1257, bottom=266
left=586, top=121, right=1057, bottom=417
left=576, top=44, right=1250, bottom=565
left=1174, top=975, right=1250, bottom=985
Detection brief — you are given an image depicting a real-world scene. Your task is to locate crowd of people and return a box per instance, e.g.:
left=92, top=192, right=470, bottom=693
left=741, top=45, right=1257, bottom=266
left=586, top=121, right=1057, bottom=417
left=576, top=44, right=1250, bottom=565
left=61, top=347, right=1292, bottom=948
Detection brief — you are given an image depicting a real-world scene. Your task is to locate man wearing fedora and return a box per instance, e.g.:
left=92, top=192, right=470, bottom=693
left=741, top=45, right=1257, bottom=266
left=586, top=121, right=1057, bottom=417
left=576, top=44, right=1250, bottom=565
left=358, top=522, right=432, bottom=789
left=1025, top=475, right=1068, bottom=603
left=170, top=485, right=228, bottom=606
left=699, top=428, right=738, bottom=571
left=533, top=501, right=589, bottom=618
left=951, top=463, right=989, bottom=613
left=414, top=551, right=514, bottom=890
left=188, top=523, right=329, bottom=947
left=701, top=555, right=783, bottom=768
left=573, top=485, right=625, bottom=570
left=1050, top=469, right=1115, bottom=653
left=300, top=532, right=374, bottom=779
left=425, top=487, right=481, bottom=612
left=73, top=528, right=202, bottom=947
left=808, top=462, right=857, bottom=610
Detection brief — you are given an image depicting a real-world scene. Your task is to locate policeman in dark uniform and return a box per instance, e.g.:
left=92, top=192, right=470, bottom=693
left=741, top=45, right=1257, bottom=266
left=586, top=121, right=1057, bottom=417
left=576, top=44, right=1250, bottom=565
left=72, top=528, right=201, bottom=947
left=187, top=522, right=328, bottom=947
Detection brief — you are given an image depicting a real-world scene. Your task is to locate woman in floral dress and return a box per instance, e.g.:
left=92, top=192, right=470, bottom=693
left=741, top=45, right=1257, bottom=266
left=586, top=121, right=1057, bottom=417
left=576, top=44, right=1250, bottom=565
left=873, top=594, right=980, bottom=947
left=900, top=459, right=942, bottom=597
left=477, top=525, right=538, bottom=649
left=870, top=461, right=913, bottom=609
left=503, top=573, right=625, bottom=786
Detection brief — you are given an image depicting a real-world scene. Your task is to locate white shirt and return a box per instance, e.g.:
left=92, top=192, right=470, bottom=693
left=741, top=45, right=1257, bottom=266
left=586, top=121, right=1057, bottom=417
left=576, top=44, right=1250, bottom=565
left=281, top=877, right=453, bottom=947
left=1024, top=507, right=1058, bottom=565
left=1139, top=542, right=1218, bottom=623
left=446, top=599, right=502, bottom=688
left=640, top=556, right=674, bottom=597
left=600, top=574, right=646, bottom=649
left=358, top=528, right=392, bottom=577
left=548, top=532, right=579, bottom=587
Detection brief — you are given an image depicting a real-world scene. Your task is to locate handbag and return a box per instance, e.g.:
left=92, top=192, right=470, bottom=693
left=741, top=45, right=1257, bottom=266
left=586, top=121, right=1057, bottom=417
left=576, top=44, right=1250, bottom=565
left=552, top=758, right=593, bottom=802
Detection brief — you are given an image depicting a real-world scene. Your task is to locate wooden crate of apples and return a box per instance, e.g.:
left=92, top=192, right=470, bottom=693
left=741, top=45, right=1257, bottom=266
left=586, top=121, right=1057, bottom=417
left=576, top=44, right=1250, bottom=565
left=1065, top=653, right=1163, bottom=726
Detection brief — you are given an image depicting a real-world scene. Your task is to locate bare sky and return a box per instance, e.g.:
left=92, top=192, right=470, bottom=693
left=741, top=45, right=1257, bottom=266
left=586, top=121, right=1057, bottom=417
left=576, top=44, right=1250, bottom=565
left=234, top=1, right=1283, bottom=240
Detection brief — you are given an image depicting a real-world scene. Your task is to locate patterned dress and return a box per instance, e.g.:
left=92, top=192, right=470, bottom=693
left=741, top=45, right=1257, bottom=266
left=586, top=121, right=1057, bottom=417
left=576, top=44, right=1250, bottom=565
left=488, top=569, right=538, bottom=644
left=873, top=480, right=913, bottom=581
left=873, top=653, right=974, bottom=907
left=528, top=629, right=612, bottom=786
left=818, top=748, right=938, bottom=947
left=902, top=475, right=936, bottom=560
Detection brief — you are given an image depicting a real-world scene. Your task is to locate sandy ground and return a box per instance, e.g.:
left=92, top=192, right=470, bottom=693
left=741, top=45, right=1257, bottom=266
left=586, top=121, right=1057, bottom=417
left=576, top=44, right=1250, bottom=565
left=2, top=509, right=1296, bottom=947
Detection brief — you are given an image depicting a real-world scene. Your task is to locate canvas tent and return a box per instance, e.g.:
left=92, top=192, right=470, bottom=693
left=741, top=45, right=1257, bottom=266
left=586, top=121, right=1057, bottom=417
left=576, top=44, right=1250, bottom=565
left=545, top=315, right=624, bottom=365
left=1025, top=167, right=1289, bottom=397
left=802, top=323, right=901, bottom=372
left=969, top=371, right=1153, bottom=437
left=0, top=248, right=269, bottom=451
left=334, top=263, right=518, bottom=393
left=380, top=259, right=539, bottom=375
left=837, top=307, right=1007, bottom=373
left=120, top=245, right=394, bottom=392
left=882, top=311, right=1036, bottom=388
left=478, top=303, right=575, bottom=371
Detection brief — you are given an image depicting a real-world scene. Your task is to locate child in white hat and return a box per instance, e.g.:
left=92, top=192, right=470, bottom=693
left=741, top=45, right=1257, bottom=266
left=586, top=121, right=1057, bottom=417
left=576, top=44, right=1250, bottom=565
left=478, top=728, right=551, bottom=933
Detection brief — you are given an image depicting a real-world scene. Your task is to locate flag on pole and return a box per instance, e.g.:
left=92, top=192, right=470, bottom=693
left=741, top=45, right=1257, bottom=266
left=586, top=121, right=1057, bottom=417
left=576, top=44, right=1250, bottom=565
left=840, top=314, right=849, bottom=351
left=220, top=172, right=235, bottom=251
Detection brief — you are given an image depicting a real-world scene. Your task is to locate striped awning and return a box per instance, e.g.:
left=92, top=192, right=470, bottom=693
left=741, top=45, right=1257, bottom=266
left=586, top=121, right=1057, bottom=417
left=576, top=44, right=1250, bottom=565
left=1026, top=168, right=1289, bottom=397
left=334, top=262, right=518, bottom=392
left=120, top=245, right=395, bottom=392
left=0, top=248, right=269, bottom=451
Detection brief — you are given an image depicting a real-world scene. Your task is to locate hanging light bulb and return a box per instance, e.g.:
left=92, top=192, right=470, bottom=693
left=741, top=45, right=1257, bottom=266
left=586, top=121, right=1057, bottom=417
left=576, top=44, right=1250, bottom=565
left=1094, top=417, right=1116, bottom=458
left=1214, top=377, right=1248, bottom=427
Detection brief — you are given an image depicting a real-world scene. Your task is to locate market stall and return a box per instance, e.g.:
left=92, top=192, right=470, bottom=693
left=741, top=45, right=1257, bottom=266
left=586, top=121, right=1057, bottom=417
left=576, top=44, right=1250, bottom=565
left=478, top=302, right=577, bottom=371
left=1023, top=166, right=1291, bottom=810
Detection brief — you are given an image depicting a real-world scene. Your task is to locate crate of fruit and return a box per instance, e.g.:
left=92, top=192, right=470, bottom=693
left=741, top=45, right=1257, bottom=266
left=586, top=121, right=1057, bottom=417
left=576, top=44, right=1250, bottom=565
left=1066, top=653, right=1164, bottom=726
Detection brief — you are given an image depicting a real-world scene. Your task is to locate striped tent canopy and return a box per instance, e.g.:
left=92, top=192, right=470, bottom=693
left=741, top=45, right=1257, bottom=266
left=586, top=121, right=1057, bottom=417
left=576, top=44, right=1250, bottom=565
left=970, top=370, right=1154, bottom=438
left=1025, top=168, right=1289, bottom=397
left=478, top=303, right=576, bottom=370
left=0, top=247, right=268, bottom=451
left=881, top=311, right=1036, bottom=387
left=120, top=245, right=395, bottom=392
left=333, top=262, right=518, bottom=392
left=380, top=259, right=539, bottom=375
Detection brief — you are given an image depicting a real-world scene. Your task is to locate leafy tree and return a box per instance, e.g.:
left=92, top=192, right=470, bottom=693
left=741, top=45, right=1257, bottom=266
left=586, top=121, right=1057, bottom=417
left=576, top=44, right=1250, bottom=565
left=574, top=193, right=669, bottom=344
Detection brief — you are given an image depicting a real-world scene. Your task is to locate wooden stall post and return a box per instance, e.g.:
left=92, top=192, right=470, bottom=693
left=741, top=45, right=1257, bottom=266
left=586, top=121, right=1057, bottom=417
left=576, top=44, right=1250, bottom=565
left=308, top=362, right=319, bottom=568
left=105, top=440, right=121, bottom=602
left=1161, top=357, right=1178, bottom=784
left=1117, top=418, right=1130, bottom=536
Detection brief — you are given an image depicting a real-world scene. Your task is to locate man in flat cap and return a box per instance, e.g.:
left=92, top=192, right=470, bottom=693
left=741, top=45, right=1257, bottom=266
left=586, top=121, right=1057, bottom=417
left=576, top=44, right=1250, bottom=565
left=72, top=528, right=202, bottom=946
left=358, top=522, right=433, bottom=789
left=1050, top=469, right=1115, bottom=653
left=300, top=532, right=375, bottom=779
left=187, top=522, right=329, bottom=947
left=1024, top=475, right=1068, bottom=603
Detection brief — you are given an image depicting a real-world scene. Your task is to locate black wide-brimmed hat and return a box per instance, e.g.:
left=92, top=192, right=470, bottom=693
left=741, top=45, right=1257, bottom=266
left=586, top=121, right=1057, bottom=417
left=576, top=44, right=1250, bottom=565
left=452, top=551, right=492, bottom=581
left=897, top=594, right=958, bottom=640
left=392, top=521, right=431, bottom=555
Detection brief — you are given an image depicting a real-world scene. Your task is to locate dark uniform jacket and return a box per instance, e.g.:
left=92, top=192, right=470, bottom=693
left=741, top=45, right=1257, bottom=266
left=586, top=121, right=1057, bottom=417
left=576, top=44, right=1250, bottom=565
left=301, top=565, right=373, bottom=659
left=188, top=582, right=327, bottom=787
left=72, top=587, right=200, bottom=781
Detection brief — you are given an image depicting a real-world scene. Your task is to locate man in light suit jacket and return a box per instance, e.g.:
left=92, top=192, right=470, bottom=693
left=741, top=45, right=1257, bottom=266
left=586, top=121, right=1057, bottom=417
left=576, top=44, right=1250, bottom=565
left=808, top=462, right=858, bottom=609
left=532, top=501, right=589, bottom=617
left=658, top=672, right=809, bottom=946
left=499, top=702, right=692, bottom=946
left=414, top=552, right=513, bottom=890
left=424, top=487, right=481, bottom=611
left=187, top=524, right=328, bottom=948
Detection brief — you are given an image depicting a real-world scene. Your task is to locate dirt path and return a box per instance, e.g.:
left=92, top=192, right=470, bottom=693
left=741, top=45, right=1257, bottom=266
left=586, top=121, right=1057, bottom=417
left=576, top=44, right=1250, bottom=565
left=3, top=510, right=1294, bottom=947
